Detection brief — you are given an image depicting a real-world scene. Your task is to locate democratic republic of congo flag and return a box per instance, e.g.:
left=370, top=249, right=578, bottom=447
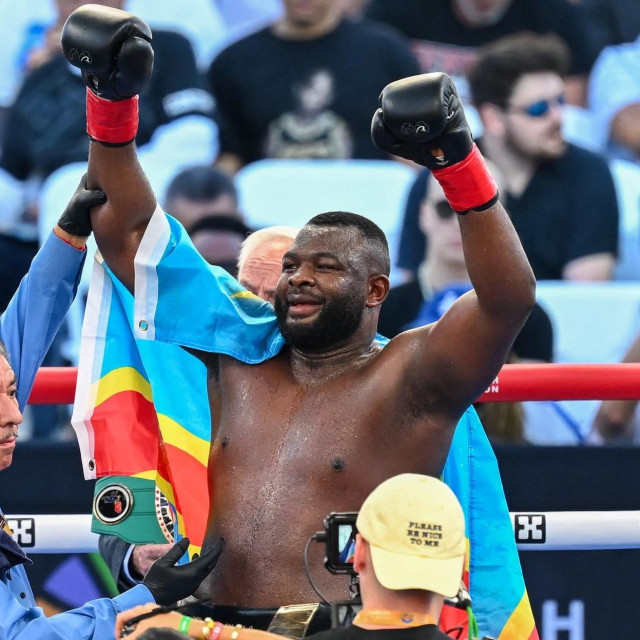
left=443, top=407, right=539, bottom=640
left=72, top=208, right=283, bottom=553
left=73, top=207, right=537, bottom=637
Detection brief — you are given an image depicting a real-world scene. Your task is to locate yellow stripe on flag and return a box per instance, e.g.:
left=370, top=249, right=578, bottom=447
left=498, top=591, right=536, bottom=640
left=93, top=366, right=153, bottom=406
left=132, top=470, right=158, bottom=481
left=157, top=413, right=210, bottom=465
left=231, top=290, right=261, bottom=300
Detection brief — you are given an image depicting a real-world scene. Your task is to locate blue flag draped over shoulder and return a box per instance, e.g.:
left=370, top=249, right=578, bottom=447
left=73, top=207, right=536, bottom=638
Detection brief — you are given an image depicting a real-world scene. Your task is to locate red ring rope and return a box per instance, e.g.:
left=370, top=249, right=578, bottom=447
left=28, top=363, right=640, bottom=405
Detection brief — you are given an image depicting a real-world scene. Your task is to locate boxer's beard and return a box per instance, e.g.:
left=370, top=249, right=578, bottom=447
left=275, top=291, right=364, bottom=353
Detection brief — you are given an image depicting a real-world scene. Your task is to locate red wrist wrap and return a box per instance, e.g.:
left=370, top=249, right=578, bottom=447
left=86, top=88, right=139, bottom=145
left=432, top=144, right=498, bottom=213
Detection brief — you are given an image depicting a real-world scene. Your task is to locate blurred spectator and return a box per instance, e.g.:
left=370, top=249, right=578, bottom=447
left=396, top=32, right=619, bottom=282
left=589, top=33, right=640, bottom=164
left=236, top=225, right=299, bottom=304
left=163, top=165, right=243, bottom=233
left=188, top=215, right=253, bottom=277
left=214, top=0, right=284, bottom=54
left=127, top=0, right=229, bottom=72
left=591, top=330, right=640, bottom=445
left=583, top=0, right=640, bottom=54
left=0, top=0, right=277, bottom=109
left=0, top=0, right=55, bottom=138
left=378, top=171, right=553, bottom=444
left=0, top=0, right=217, bottom=311
left=364, top=0, right=599, bottom=107
left=206, top=0, right=420, bottom=174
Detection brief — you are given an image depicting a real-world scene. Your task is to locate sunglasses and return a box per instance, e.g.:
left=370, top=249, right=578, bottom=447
left=507, top=94, right=566, bottom=118
left=432, top=200, right=457, bottom=220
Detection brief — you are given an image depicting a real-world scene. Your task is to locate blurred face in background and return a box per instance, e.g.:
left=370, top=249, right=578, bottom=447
left=501, top=72, right=567, bottom=161
left=419, top=176, right=465, bottom=268
left=282, top=0, right=340, bottom=28
left=239, top=238, right=293, bottom=304
left=451, top=0, right=512, bottom=26
left=192, top=230, right=245, bottom=277
left=420, top=161, right=506, bottom=268
left=166, top=193, right=239, bottom=233
left=56, top=0, right=124, bottom=22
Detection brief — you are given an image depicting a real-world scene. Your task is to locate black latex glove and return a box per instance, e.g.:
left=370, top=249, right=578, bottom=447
left=57, top=173, right=107, bottom=237
left=142, top=537, right=224, bottom=606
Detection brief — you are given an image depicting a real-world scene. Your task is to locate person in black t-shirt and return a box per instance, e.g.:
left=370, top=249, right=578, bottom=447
left=206, top=0, right=420, bottom=174
left=115, top=475, right=461, bottom=640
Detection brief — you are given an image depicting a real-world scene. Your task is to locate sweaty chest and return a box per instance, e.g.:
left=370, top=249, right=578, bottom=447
left=208, top=359, right=447, bottom=502
left=216, top=372, right=388, bottom=474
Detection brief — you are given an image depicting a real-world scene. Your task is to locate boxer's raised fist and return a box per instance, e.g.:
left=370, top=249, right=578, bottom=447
left=61, top=3, right=153, bottom=101
left=373, top=72, right=498, bottom=213
left=371, top=72, right=474, bottom=171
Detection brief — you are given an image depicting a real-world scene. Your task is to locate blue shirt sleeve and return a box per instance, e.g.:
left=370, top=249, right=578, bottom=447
left=0, top=232, right=85, bottom=409
left=0, top=572, right=153, bottom=640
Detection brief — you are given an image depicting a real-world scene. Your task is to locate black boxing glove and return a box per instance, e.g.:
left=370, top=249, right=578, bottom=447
left=372, top=73, right=498, bottom=214
left=57, top=173, right=107, bottom=237
left=61, top=4, right=153, bottom=145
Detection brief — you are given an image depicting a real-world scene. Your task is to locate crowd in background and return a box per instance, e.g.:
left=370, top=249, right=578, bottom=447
left=2, top=0, right=640, bottom=446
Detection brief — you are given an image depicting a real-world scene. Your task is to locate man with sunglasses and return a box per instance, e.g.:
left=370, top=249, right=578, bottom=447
left=396, top=31, right=619, bottom=282
left=467, top=31, right=618, bottom=281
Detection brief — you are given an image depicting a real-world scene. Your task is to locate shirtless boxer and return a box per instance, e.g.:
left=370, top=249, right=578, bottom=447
left=61, top=3, right=535, bottom=627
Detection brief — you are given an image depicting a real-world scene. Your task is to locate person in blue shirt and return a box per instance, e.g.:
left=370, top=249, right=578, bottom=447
left=0, top=177, right=222, bottom=640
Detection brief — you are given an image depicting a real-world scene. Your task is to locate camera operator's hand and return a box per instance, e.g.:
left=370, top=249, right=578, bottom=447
left=116, top=604, right=209, bottom=639
left=142, top=537, right=224, bottom=606
left=115, top=603, right=156, bottom=638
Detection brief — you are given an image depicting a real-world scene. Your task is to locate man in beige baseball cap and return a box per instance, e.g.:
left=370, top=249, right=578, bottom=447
left=337, top=473, right=467, bottom=639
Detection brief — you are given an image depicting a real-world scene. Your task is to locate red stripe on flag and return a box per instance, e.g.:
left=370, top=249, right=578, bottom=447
left=160, top=443, right=210, bottom=547
left=93, top=391, right=159, bottom=476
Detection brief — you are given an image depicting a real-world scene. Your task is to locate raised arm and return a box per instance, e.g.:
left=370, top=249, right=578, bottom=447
left=61, top=4, right=157, bottom=290
left=372, top=73, right=536, bottom=414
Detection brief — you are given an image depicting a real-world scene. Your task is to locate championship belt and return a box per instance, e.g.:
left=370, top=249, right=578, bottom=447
left=91, top=476, right=176, bottom=544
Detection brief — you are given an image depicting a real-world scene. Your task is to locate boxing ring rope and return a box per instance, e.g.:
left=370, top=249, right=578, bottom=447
left=29, top=363, right=640, bottom=405
left=16, top=364, right=640, bottom=554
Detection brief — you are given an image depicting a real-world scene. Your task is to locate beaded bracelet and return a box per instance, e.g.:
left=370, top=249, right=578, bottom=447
left=209, top=621, right=224, bottom=640
left=200, top=617, right=216, bottom=640
left=178, top=615, right=193, bottom=633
